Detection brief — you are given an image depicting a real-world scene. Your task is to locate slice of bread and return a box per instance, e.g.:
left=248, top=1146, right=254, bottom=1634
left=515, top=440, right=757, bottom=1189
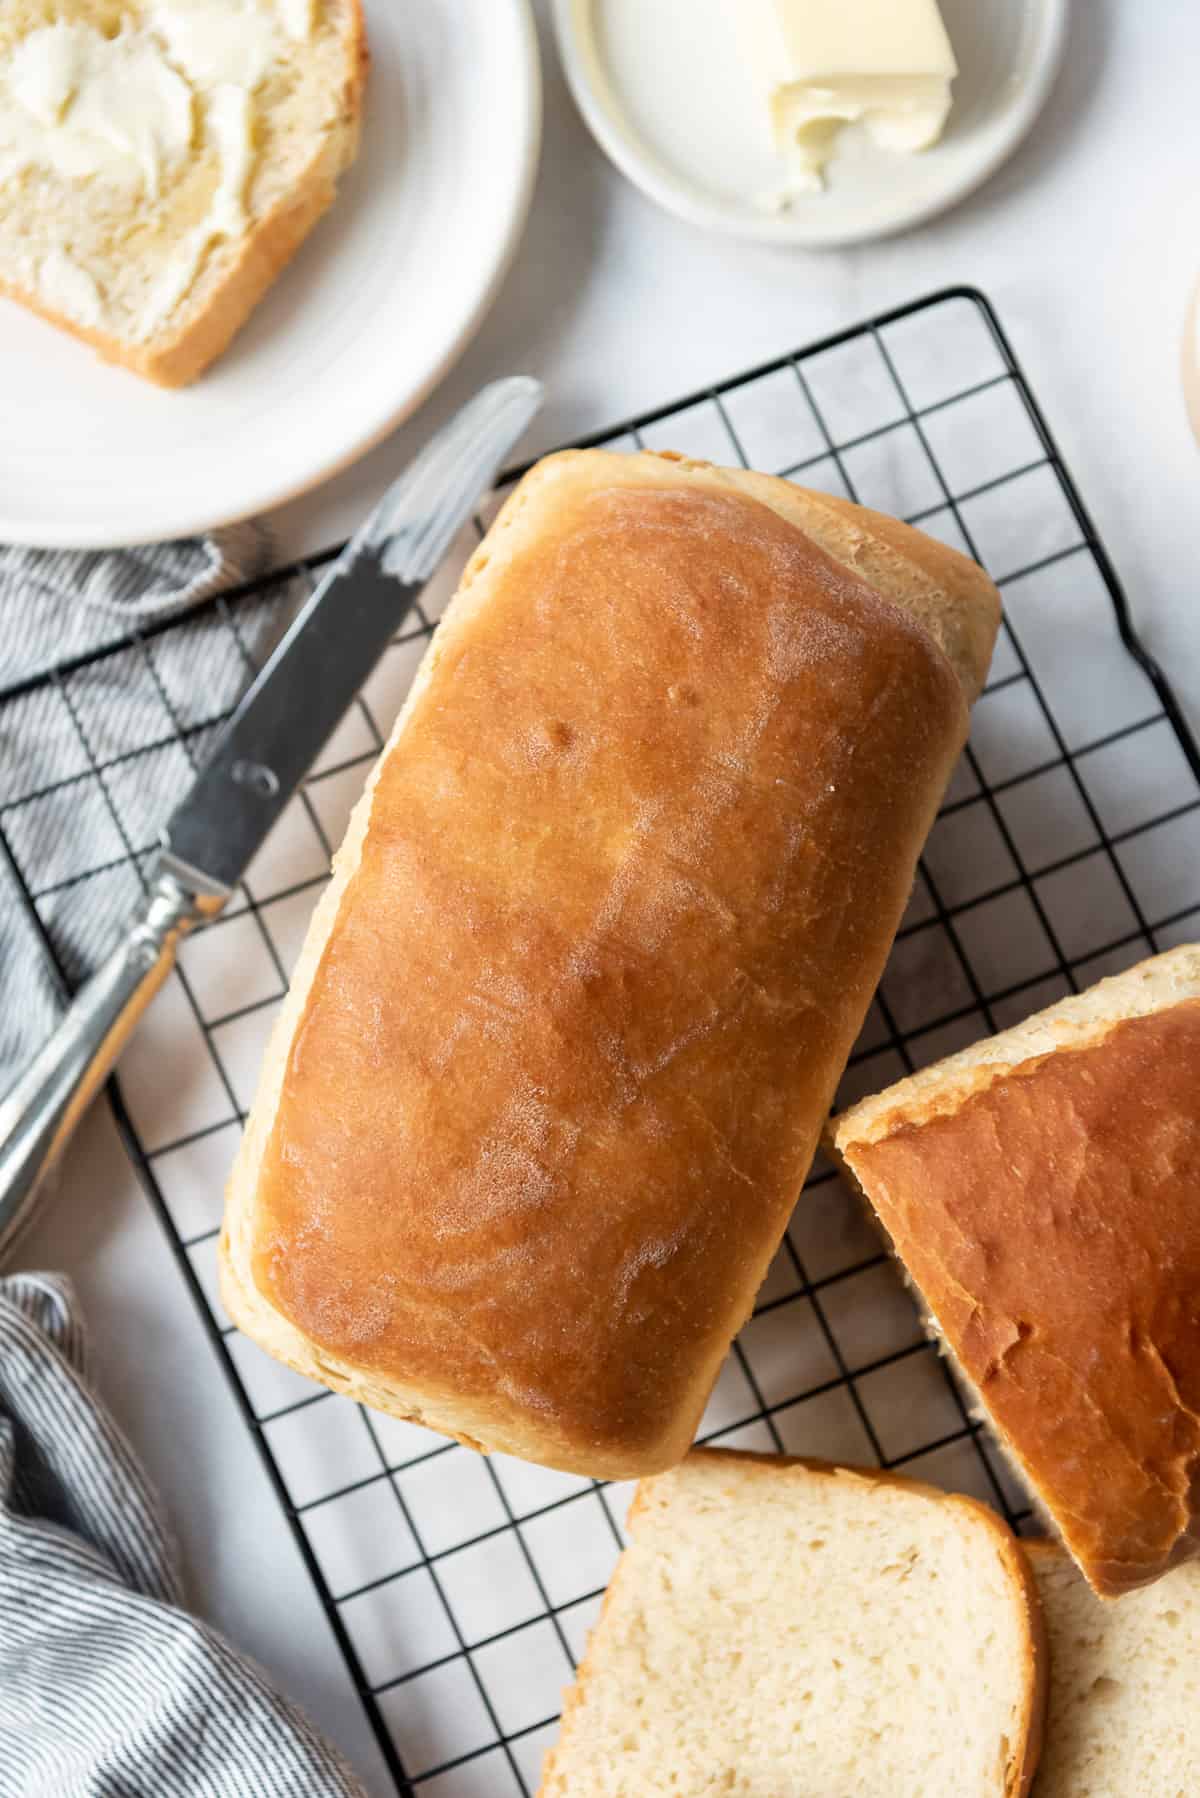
left=1026, top=1539, right=1200, bottom=1795
left=0, top=1, right=366, bottom=385
left=539, top=1449, right=1046, bottom=1798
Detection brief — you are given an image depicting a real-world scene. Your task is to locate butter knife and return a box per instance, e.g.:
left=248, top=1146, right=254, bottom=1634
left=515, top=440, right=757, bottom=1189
left=0, top=376, right=543, bottom=1257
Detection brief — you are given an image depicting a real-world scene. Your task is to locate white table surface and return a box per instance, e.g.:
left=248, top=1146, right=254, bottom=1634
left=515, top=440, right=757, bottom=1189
left=16, top=1, right=1200, bottom=1790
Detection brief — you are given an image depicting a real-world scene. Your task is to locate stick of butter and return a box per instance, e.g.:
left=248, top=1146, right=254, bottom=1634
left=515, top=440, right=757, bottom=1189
left=744, top=0, right=958, bottom=194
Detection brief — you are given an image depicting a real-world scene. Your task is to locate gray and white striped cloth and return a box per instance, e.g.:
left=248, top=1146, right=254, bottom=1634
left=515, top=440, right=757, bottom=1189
left=1, top=538, right=365, bottom=1793
left=0, top=523, right=269, bottom=685
left=0, top=1271, right=367, bottom=1797
left=0, top=525, right=283, bottom=1084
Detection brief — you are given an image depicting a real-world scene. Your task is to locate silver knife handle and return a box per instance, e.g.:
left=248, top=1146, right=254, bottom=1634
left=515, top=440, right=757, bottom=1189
left=0, top=871, right=212, bottom=1259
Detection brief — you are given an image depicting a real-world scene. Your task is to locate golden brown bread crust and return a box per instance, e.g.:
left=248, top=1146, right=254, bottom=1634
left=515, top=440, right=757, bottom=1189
left=221, top=450, right=998, bottom=1478
left=787, top=486, right=998, bottom=703
left=0, top=1, right=367, bottom=387
left=834, top=988, right=1200, bottom=1598
left=538, top=1448, right=1047, bottom=1798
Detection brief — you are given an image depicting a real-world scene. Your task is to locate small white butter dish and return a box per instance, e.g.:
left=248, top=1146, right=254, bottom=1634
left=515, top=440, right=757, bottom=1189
left=552, top=0, right=1069, bottom=247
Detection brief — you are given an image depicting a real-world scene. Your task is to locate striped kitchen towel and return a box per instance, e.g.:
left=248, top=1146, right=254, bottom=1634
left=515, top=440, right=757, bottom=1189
left=0, top=523, right=286, bottom=1092
left=0, top=1272, right=366, bottom=1797
left=0, top=522, right=270, bottom=687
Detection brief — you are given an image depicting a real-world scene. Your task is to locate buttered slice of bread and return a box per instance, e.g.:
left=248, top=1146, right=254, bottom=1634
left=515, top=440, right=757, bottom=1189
left=0, top=0, right=366, bottom=385
left=539, top=1450, right=1046, bottom=1798
left=1026, top=1540, right=1200, bottom=1795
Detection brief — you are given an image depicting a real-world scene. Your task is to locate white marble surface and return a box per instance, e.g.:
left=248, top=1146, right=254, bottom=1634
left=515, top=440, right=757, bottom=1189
left=16, top=1, right=1200, bottom=1791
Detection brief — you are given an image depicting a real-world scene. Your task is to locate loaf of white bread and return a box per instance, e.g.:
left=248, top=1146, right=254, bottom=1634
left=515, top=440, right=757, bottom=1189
left=1027, top=1540, right=1200, bottom=1794
left=221, top=449, right=1000, bottom=1479
left=0, top=1, right=366, bottom=384
left=830, top=945, right=1200, bottom=1597
left=538, top=1449, right=1046, bottom=1797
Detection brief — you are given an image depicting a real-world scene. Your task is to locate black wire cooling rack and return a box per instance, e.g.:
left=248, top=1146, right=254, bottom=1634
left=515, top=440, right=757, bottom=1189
left=3, top=287, right=1200, bottom=1797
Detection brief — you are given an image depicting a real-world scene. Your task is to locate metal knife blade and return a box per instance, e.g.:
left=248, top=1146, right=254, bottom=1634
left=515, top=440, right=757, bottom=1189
left=0, top=376, right=542, bottom=1243
left=162, top=374, right=542, bottom=896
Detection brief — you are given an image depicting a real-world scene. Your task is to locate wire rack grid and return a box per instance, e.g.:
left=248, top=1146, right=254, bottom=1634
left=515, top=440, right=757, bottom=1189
left=3, top=287, right=1199, bottom=1798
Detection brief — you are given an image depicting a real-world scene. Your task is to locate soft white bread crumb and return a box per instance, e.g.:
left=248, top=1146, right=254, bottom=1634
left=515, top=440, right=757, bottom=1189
left=539, top=1450, right=1045, bottom=1798
left=0, top=0, right=366, bottom=385
left=1026, top=1540, right=1200, bottom=1795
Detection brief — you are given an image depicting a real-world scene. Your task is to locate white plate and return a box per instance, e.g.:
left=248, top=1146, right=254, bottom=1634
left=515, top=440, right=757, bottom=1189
left=1185, top=279, right=1200, bottom=447
left=0, top=0, right=541, bottom=549
left=553, top=0, right=1067, bottom=248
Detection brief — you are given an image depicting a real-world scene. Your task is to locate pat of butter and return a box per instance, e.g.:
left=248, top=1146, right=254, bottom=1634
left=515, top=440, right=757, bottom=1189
left=744, top=0, right=958, bottom=193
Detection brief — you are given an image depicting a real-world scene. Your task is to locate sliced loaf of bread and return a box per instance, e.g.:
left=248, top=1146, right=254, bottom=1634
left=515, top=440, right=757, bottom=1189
left=539, top=1449, right=1046, bottom=1798
left=1027, top=1539, right=1200, bottom=1795
left=0, top=0, right=366, bottom=385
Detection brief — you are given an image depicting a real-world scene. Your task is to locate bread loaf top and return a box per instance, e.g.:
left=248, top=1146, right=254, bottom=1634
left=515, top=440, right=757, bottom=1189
left=0, top=0, right=366, bottom=383
left=831, top=945, right=1200, bottom=1596
left=221, top=451, right=999, bottom=1478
